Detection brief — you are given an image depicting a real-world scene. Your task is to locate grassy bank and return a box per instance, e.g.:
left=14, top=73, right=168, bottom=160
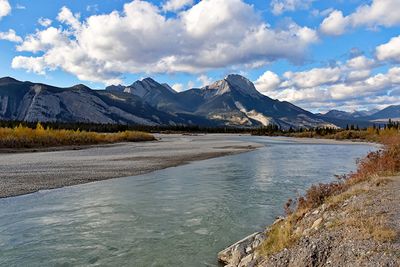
left=252, top=121, right=399, bottom=143
left=287, top=127, right=398, bottom=142
left=258, top=130, right=400, bottom=259
left=0, top=123, right=155, bottom=149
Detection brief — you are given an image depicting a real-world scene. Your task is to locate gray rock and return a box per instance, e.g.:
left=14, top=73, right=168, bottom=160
left=312, top=218, right=323, bottom=230
left=218, top=232, right=266, bottom=267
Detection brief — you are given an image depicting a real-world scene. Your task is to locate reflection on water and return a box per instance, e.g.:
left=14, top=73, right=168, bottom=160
left=0, top=137, right=374, bottom=266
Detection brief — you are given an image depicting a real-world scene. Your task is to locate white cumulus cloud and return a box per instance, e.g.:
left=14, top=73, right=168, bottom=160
left=197, top=74, right=213, bottom=86
left=0, top=29, right=22, bottom=43
left=0, top=0, right=11, bottom=19
left=320, top=10, right=349, bottom=36
left=253, top=41, right=399, bottom=112
left=376, top=35, right=400, bottom=63
left=162, top=0, right=193, bottom=12
left=283, top=67, right=342, bottom=89
left=254, top=71, right=281, bottom=93
left=11, top=56, right=47, bottom=75
left=38, top=18, right=52, bottom=27
left=12, top=0, right=318, bottom=84
left=320, top=0, right=400, bottom=35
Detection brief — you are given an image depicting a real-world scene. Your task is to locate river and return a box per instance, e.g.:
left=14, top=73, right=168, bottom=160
left=0, top=136, right=375, bottom=266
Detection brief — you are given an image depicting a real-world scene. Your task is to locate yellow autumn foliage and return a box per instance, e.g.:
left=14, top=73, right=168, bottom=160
left=0, top=123, right=155, bottom=148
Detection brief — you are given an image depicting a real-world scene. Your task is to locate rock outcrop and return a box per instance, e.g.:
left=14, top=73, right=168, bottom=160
left=218, top=232, right=266, bottom=267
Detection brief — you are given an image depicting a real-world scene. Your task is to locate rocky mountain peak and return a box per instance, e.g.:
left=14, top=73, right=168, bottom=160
left=124, top=77, right=176, bottom=98
left=225, top=74, right=262, bottom=98
left=225, top=74, right=251, bottom=87
left=203, top=74, right=262, bottom=98
left=72, top=84, right=91, bottom=91
left=0, top=77, right=21, bottom=84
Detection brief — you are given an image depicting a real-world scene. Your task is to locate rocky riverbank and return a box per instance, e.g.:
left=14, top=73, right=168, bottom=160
left=0, top=134, right=262, bottom=198
left=218, top=175, right=400, bottom=267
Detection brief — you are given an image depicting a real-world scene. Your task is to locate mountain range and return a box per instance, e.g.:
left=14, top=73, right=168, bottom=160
left=0, top=75, right=398, bottom=129
left=317, top=106, right=400, bottom=128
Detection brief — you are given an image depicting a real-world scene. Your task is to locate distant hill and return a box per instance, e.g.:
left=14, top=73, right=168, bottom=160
left=367, top=105, right=400, bottom=121
left=318, top=105, right=400, bottom=128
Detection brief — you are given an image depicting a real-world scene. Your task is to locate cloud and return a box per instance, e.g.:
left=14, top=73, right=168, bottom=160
left=311, top=8, right=334, bottom=18
left=86, top=4, right=99, bottom=13
left=0, top=0, right=11, bottom=19
left=16, top=27, right=67, bottom=53
left=57, top=6, right=81, bottom=31
left=0, top=29, right=22, bottom=43
left=283, top=67, right=342, bottom=88
left=11, top=56, right=47, bottom=74
left=16, top=4, right=25, bottom=10
left=376, top=35, right=400, bottom=63
left=254, top=43, right=399, bottom=112
left=38, top=18, right=52, bottom=27
left=320, top=10, right=348, bottom=36
left=172, top=83, right=184, bottom=92
left=162, top=0, right=193, bottom=12
left=254, top=71, right=281, bottom=93
left=346, top=55, right=375, bottom=70
left=264, top=67, right=400, bottom=111
left=271, top=0, right=315, bottom=15
left=197, top=74, right=212, bottom=86
left=320, top=0, right=400, bottom=35
left=12, top=0, right=318, bottom=84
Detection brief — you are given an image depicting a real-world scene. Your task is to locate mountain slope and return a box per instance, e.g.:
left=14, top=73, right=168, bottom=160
left=103, top=75, right=334, bottom=129
left=0, top=78, right=184, bottom=125
left=0, top=75, right=341, bottom=128
left=106, top=78, right=186, bottom=112
left=180, top=75, right=335, bottom=129
left=319, top=105, right=400, bottom=127
left=367, top=105, right=400, bottom=120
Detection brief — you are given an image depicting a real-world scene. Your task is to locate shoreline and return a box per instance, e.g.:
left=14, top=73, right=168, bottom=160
left=0, top=134, right=262, bottom=199
left=218, top=175, right=400, bottom=267
left=218, top=134, right=399, bottom=267
left=0, top=134, right=378, bottom=199
left=0, top=142, right=141, bottom=154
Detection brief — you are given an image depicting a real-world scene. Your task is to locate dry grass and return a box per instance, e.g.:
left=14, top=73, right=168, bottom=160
left=259, top=130, right=400, bottom=258
left=286, top=130, right=400, bottom=214
left=259, top=216, right=299, bottom=258
left=0, top=123, right=155, bottom=148
left=343, top=216, right=397, bottom=243
left=325, top=188, right=367, bottom=210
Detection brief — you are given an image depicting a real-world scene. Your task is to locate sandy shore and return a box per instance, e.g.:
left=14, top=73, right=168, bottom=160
left=0, top=134, right=262, bottom=198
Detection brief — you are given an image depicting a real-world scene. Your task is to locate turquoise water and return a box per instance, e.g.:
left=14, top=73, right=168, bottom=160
left=0, top=137, right=374, bottom=266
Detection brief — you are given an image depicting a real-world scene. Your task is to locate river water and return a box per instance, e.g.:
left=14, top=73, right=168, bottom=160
left=0, top=136, right=375, bottom=266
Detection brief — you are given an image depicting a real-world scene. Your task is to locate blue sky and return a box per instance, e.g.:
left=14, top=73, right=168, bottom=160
left=0, top=0, right=399, bottom=112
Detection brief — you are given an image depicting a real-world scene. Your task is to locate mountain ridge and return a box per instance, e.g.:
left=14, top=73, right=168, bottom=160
left=0, top=75, right=397, bottom=129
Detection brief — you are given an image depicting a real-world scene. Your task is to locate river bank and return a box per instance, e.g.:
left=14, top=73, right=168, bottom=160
left=218, top=133, right=400, bottom=267
left=0, top=134, right=376, bottom=199
left=0, top=134, right=262, bottom=198
left=218, top=175, right=400, bottom=267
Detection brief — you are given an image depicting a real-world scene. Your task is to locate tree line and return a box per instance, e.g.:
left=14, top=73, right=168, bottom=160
left=0, top=120, right=251, bottom=134
left=0, top=119, right=398, bottom=135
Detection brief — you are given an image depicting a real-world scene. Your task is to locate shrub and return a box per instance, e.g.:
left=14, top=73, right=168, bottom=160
left=287, top=130, right=400, bottom=215
left=0, top=123, right=155, bottom=149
